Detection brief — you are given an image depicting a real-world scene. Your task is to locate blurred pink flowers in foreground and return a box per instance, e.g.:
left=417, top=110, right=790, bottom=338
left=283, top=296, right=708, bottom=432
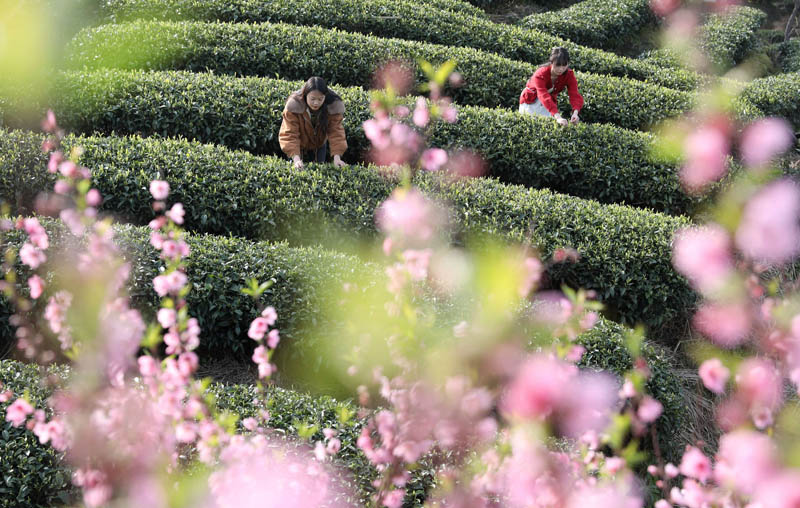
left=672, top=225, right=734, bottom=295
left=679, top=125, right=729, bottom=194
left=739, top=118, right=795, bottom=167
left=735, top=179, right=800, bottom=265
left=502, top=354, right=617, bottom=437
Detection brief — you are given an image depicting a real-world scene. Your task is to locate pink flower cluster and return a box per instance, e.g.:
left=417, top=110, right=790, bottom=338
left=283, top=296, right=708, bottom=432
left=502, top=354, right=617, bottom=438
left=247, top=306, right=280, bottom=379
left=376, top=188, right=443, bottom=251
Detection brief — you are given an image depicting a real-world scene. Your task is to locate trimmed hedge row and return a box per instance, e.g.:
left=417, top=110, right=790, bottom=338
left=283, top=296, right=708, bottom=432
left=736, top=72, right=800, bottom=130
left=64, top=21, right=696, bottom=128
left=96, top=0, right=700, bottom=91
left=701, top=6, right=767, bottom=70
left=0, top=361, right=75, bottom=507
left=0, top=129, right=697, bottom=333
left=775, top=40, right=800, bottom=73
left=9, top=69, right=695, bottom=214
left=519, top=0, right=658, bottom=52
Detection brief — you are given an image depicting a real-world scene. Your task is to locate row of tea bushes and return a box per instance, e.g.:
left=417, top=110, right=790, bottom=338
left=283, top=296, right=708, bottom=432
left=97, top=0, right=699, bottom=91
left=519, top=0, right=658, bottom=52
left=700, top=6, right=767, bottom=70
left=0, top=130, right=697, bottom=333
left=775, top=40, right=800, bottom=73
left=735, top=72, right=800, bottom=130
left=4, top=69, right=695, bottom=214
left=64, top=21, right=696, bottom=129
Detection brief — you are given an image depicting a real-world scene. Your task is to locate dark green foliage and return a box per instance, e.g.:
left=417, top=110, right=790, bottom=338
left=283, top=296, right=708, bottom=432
left=63, top=22, right=696, bottom=129
left=701, top=6, right=767, bottom=70
left=0, top=361, right=76, bottom=507
left=97, top=0, right=699, bottom=91
left=519, top=0, right=658, bottom=52
left=0, top=129, right=698, bottom=333
left=3, top=69, right=697, bottom=213
left=736, top=72, right=800, bottom=130
left=775, top=40, right=800, bottom=72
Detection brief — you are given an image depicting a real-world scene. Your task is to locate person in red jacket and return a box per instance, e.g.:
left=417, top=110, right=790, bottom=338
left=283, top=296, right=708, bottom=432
left=519, top=47, right=584, bottom=126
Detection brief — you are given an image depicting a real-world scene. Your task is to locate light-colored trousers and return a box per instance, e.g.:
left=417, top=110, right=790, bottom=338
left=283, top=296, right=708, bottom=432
left=519, top=99, right=553, bottom=117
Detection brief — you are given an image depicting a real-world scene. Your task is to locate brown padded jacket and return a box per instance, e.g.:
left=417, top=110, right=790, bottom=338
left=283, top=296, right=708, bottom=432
left=278, top=92, right=347, bottom=158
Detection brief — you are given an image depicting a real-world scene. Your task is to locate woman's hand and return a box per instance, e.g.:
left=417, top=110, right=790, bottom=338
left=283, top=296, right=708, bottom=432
left=554, top=114, right=569, bottom=127
left=333, top=155, right=347, bottom=168
left=292, top=155, right=304, bottom=169
left=570, top=110, right=580, bottom=124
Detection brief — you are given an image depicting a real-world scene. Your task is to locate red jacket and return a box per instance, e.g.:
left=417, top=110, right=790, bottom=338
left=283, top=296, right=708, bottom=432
left=519, top=65, right=584, bottom=116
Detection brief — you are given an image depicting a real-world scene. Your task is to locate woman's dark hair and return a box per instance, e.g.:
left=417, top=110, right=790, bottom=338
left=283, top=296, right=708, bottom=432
left=548, top=47, right=570, bottom=67
left=295, top=76, right=342, bottom=135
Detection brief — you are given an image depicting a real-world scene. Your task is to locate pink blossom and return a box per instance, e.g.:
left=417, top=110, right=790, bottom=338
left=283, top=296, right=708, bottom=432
left=149, top=216, right=167, bottom=230
left=252, top=345, right=269, bottom=365
left=86, top=189, right=102, bottom=207
left=441, top=105, right=458, bottom=123
left=152, top=270, right=187, bottom=297
left=326, top=438, right=341, bottom=454
left=242, top=417, right=258, bottom=431
left=519, top=256, right=543, bottom=297
left=502, top=355, right=571, bottom=421
left=382, top=489, right=405, bottom=508
left=413, top=98, right=429, bottom=127
left=679, top=126, right=729, bottom=193
left=740, top=118, right=795, bottom=167
left=257, top=362, right=274, bottom=379
left=73, top=469, right=112, bottom=508
left=54, top=179, right=72, bottom=195
left=754, top=472, right=800, bottom=508
left=149, top=232, right=164, bottom=250
left=698, top=358, right=729, bottom=394
left=736, top=358, right=782, bottom=427
left=266, top=329, right=280, bottom=349
left=679, top=446, right=712, bottom=483
left=714, top=430, right=777, bottom=495
left=149, top=180, right=170, bottom=200
left=248, top=317, right=269, bottom=341
left=421, top=148, right=448, bottom=171
left=566, top=345, right=585, bottom=362
left=44, top=290, right=71, bottom=335
left=19, top=243, right=46, bottom=269
left=605, top=456, right=626, bottom=474
left=444, top=149, right=487, bottom=178
left=166, top=203, right=185, bottom=224
left=665, top=463, right=679, bottom=478
left=21, top=218, right=48, bottom=249
left=394, top=106, right=410, bottom=118
left=4, top=398, right=34, bottom=427
left=28, top=275, right=45, bottom=299
left=402, top=249, right=432, bottom=280
left=47, top=151, right=63, bottom=173
left=693, top=302, right=751, bottom=347
left=672, top=225, right=734, bottom=294
left=654, top=500, right=671, bottom=508
left=371, top=60, right=414, bottom=96
left=260, top=306, right=277, bottom=325
left=138, top=355, right=160, bottom=377
left=362, top=118, right=391, bottom=150
left=376, top=188, right=440, bottom=246
left=637, top=396, right=663, bottom=423
left=157, top=308, right=177, bottom=328
left=41, top=110, right=57, bottom=132
left=58, top=160, right=79, bottom=178
left=735, top=179, right=800, bottom=264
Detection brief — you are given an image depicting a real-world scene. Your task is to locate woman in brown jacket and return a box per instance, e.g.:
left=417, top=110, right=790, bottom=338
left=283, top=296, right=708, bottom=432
left=279, top=77, right=348, bottom=169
